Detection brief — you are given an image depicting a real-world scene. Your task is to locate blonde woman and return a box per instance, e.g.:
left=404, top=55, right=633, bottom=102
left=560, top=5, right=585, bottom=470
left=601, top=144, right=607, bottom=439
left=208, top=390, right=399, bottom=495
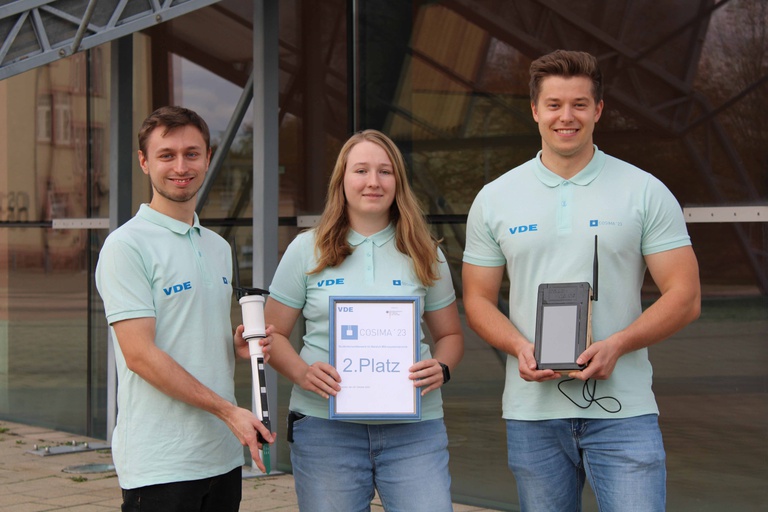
left=265, top=130, right=463, bottom=511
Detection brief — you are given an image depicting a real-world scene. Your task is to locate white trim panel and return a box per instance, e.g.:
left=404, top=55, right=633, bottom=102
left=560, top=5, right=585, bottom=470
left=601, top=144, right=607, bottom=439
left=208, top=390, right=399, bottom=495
left=52, top=218, right=109, bottom=229
left=683, top=206, right=768, bottom=223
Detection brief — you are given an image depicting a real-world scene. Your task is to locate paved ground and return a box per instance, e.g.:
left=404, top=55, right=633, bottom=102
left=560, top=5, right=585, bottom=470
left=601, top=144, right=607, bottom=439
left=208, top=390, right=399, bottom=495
left=0, top=420, right=498, bottom=511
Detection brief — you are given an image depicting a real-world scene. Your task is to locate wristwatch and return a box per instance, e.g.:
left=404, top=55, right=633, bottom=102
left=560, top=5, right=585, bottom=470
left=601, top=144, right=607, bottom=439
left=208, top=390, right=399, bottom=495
left=439, top=362, right=451, bottom=384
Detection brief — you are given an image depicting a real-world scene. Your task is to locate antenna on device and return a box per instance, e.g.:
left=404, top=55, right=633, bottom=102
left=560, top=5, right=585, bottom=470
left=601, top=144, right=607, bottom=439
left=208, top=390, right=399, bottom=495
left=232, top=238, right=269, bottom=299
left=592, top=235, right=598, bottom=302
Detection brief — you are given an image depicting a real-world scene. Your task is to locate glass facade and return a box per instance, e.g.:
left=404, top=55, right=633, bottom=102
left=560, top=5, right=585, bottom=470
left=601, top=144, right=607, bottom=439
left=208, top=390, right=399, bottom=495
left=0, top=45, right=112, bottom=438
left=1, top=0, right=766, bottom=509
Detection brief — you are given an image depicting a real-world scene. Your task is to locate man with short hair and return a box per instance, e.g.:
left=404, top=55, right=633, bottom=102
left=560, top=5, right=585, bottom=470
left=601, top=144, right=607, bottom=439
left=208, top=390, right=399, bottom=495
left=96, top=106, right=273, bottom=512
left=462, top=50, right=700, bottom=511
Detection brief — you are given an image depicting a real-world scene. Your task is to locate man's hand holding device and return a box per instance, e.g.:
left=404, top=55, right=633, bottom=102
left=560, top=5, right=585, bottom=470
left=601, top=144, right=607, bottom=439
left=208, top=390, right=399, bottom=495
left=532, top=236, right=598, bottom=377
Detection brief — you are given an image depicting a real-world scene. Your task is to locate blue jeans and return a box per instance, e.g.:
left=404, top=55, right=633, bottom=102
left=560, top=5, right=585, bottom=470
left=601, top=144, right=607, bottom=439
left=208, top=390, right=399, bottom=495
left=120, top=466, right=241, bottom=512
left=289, top=414, right=453, bottom=512
left=506, top=414, right=666, bottom=512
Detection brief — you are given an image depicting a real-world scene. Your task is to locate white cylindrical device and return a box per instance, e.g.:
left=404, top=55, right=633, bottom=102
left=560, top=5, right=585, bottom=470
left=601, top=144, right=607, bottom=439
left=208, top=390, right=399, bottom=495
left=239, top=294, right=266, bottom=357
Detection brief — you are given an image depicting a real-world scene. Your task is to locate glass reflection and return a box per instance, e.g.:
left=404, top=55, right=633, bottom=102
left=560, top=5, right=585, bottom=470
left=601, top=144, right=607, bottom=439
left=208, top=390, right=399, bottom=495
left=0, top=47, right=111, bottom=436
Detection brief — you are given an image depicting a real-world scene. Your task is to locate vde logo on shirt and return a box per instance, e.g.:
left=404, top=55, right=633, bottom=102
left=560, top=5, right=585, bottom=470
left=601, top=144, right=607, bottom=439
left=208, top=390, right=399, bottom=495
left=163, top=281, right=192, bottom=296
left=317, top=278, right=344, bottom=287
left=508, top=223, right=538, bottom=235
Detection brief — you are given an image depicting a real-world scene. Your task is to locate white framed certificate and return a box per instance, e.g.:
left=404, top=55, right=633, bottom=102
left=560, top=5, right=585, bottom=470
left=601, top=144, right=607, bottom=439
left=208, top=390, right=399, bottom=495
left=329, top=296, right=421, bottom=420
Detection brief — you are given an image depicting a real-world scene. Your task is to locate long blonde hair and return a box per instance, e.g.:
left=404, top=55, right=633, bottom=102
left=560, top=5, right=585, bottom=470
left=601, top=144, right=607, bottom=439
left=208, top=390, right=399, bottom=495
left=309, top=130, right=441, bottom=286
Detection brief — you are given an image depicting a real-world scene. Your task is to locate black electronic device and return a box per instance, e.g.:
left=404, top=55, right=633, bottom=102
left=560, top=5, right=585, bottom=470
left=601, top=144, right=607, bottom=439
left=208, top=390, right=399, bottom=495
left=533, top=236, right=598, bottom=372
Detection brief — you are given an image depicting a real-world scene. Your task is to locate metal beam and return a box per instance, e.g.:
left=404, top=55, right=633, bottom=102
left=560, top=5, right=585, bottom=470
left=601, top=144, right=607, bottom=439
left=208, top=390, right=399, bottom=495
left=105, top=35, right=134, bottom=444
left=250, top=0, right=280, bottom=474
left=0, top=0, right=222, bottom=81
left=196, top=71, right=255, bottom=214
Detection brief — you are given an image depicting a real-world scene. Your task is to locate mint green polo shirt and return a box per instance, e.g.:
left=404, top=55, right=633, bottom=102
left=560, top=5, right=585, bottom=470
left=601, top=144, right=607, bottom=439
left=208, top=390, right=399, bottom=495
left=269, top=223, right=457, bottom=421
left=463, top=148, right=691, bottom=420
left=96, top=204, right=243, bottom=489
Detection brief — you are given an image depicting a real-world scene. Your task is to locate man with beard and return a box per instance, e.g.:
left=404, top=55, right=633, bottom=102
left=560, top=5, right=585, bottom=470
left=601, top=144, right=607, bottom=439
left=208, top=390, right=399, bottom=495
left=96, top=106, right=274, bottom=512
